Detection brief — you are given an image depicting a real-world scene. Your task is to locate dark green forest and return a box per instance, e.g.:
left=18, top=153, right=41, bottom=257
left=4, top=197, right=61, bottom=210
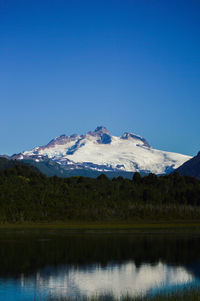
left=1, top=162, right=200, bottom=222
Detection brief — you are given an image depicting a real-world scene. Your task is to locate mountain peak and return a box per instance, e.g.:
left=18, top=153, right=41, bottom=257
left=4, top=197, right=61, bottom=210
left=87, top=126, right=111, bottom=144
left=121, top=132, right=150, bottom=148
left=94, top=126, right=110, bottom=135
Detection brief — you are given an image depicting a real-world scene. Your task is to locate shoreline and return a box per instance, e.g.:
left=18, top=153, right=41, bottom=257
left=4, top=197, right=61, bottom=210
left=0, top=220, right=200, bottom=231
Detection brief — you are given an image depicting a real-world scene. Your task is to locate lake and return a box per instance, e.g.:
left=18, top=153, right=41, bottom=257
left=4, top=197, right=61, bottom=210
left=0, top=229, right=200, bottom=300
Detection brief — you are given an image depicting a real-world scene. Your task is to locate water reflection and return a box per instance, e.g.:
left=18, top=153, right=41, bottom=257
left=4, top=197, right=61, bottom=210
left=17, top=261, right=195, bottom=298
left=0, top=231, right=200, bottom=300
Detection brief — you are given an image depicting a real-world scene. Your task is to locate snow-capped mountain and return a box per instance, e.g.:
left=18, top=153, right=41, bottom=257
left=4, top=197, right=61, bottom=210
left=12, top=126, right=191, bottom=175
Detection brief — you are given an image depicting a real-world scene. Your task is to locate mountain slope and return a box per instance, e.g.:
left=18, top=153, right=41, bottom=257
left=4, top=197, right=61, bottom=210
left=22, top=158, right=135, bottom=179
left=176, top=152, right=200, bottom=179
left=0, top=156, right=40, bottom=174
left=12, top=126, right=191, bottom=175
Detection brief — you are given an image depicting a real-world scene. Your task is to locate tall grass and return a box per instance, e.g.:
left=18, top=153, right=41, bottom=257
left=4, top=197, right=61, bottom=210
left=46, top=286, right=200, bottom=301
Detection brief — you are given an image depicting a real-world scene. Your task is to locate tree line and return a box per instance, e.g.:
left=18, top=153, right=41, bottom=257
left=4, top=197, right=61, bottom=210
left=0, top=164, right=200, bottom=222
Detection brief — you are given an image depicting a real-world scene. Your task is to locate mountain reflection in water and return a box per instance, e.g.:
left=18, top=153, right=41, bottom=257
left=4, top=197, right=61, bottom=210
left=18, top=261, right=195, bottom=298
left=0, top=231, right=200, bottom=300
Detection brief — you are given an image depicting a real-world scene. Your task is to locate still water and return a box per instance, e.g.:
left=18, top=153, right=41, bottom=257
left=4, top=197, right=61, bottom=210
left=0, top=230, right=200, bottom=300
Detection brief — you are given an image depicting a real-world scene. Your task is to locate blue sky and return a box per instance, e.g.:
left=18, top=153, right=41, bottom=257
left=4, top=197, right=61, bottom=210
left=0, top=0, right=200, bottom=156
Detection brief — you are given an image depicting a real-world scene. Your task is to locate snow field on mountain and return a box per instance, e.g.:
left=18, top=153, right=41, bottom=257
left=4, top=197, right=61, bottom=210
left=21, top=128, right=191, bottom=174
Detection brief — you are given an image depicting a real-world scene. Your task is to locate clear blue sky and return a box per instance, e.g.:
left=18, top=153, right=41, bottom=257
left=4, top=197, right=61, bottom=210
left=0, top=0, right=200, bottom=156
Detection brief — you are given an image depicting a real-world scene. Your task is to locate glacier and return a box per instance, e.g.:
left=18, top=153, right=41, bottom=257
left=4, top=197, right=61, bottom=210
left=12, top=126, right=191, bottom=175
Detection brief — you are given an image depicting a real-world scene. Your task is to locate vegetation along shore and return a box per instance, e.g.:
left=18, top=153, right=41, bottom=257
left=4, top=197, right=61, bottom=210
left=1, top=163, right=200, bottom=223
left=45, top=286, right=200, bottom=301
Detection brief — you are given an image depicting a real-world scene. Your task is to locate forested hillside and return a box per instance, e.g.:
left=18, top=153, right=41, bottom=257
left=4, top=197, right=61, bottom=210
left=176, top=152, right=200, bottom=179
left=0, top=164, right=200, bottom=222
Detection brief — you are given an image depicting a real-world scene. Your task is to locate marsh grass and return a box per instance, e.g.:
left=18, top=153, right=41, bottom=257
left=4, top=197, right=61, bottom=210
left=46, top=286, right=200, bottom=301
left=1, top=220, right=200, bottom=231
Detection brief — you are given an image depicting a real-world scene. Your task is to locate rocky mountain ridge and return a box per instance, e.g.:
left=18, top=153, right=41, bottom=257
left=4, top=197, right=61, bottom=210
left=11, top=126, right=191, bottom=175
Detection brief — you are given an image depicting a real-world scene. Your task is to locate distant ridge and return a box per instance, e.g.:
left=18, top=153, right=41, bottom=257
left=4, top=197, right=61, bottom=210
left=176, top=151, right=200, bottom=179
left=0, top=157, right=39, bottom=173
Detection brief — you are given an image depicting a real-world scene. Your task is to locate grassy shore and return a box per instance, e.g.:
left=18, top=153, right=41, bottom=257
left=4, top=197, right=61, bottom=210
left=46, top=287, right=200, bottom=301
left=0, top=220, right=200, bottom=231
